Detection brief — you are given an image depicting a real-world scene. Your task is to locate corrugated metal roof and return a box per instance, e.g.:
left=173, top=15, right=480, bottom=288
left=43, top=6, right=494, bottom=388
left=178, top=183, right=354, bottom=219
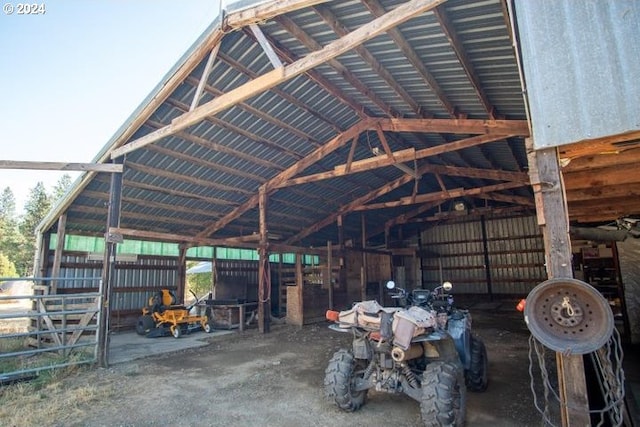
left=40, top=0, right=533, bottom=248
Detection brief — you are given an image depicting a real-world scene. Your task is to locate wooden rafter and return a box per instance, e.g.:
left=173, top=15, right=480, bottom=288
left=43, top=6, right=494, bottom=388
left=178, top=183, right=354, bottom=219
left=353, top=181, right=528, bottom=211
left=72, top=205, right=203, bottom=228
left=225, top=0, right=332, bottom=29
left=104, top=177, right=235, bottom=206
left=362, top=0, right=456, bottom=117
left=111, top=0, right=442, bottom=159
left=565, top=182, right=640, bottom=202
left=0, top=161, right=123, bottom=173
left=376, top=118, right=529, bottom=135
left=433, top=6, right=495, bottom=118
left=197, top=120, right=370, bottom=238
left=184, top=75, right=328, bottom=143
left=190, top=44, right=221, bottom=111
left=125, top=162, right=253, bottom=195
left=473, top=192, right=534, bottom=207
left=313, top=3, right=425, bottom=117
left=82, top=190, right=230, bottom=219
left=284, top=160, right=441, bottom=244
left=274, top=133, right=514, bottom=188
left=164, top=97, right=310, bottom=157
left=146, top=144, right=266, bottom=184
left=249, top=23, right=283, bottom=68
left=273, top=14, right=400, bottom=117
left=244, top=29, right=370, bottom=121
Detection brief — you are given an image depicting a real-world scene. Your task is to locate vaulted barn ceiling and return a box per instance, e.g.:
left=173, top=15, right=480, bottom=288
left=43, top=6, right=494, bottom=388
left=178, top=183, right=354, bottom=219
left=39, top=0, right=638, bottom=249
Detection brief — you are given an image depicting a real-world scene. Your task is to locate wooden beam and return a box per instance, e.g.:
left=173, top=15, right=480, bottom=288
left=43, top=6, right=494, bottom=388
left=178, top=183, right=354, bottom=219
left=164, top=97, right=309, bottom=157
left=225, top=0, right=331, bottom=29
left=275, top=133, right=514, bottom=188
left=284, top=160, right=441, bottom=244
left=527, top=140, right=590, bottom=426
left=190, top=43, right=220, bottom=111
left=146, top=144, right=265, bottom=184
left=376, top=118, right=529, bottom=135
left=473, top=192, right=534, bottom=207
left=82, top=189, right=234, bottom=219
left=274, top=14, right=400, bottom=117
left=250, top=23, right=283, bottom=68
left=243, top=28, right=369, bottom=121
left=197, top=120, right=369, bottom=238
left=562, top=147, right=640, bottom=172
left=51, top=214, right=67, bottom=293
left=558, top=129, right=640, bottom=160
left=353, top=181, right=527, bottom=211
left=565, top=182, right=640, bottom=202
left=433, top=6, right=495, bottom=118
left=111, top=0, right=443, bottom=159
left=125, top=162, right=253, bottom=195
left=313, top=3, right=426, bottom=117
left=184, top=75, right=329, bottom=143
left=362, top=0, right=456, bottom=117
left=0, top=161, right=123, bottom=173
left=563, top=162, right=640, bottom=190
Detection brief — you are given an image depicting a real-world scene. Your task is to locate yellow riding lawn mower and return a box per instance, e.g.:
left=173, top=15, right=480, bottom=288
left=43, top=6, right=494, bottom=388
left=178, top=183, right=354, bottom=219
left=136, top=289, right=214, bottom=338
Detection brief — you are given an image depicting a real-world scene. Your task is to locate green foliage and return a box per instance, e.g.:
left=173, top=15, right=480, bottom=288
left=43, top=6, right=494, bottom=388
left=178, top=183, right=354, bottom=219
left=51, top=174, right=72, bottom=203
left=0, top=252, right=17, bottom=277
left=186, top=261, right=213, bottom=297
left=0, top=175, right=73, bottom=277
left=0, top=188, right=25, bottom=276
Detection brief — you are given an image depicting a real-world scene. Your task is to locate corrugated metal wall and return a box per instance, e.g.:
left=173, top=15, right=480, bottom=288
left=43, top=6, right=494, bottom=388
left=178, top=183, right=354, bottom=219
left=48, top=253, right=179, bottom=312
left=615, top=238, right=640, bottom=344
left=514, top=0, right=640, bottom=149
left=420, top=215, right=546, bottom=295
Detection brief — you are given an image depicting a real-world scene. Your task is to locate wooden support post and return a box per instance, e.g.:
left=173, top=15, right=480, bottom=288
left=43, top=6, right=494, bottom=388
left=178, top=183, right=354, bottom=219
left=361, top=213, right=367, bottom=301
left=51, top=214, right=67, bottom=293
left=258, top=186, right=270, bottom=333
left=327, top=241, right=333, bottom=310
left=295, top=253, right=304, bottom=324
left=337, top=215, right=346, bottom=290
left=177, top=245, right=187, bottom=303
left=480, top=215, right=493, bottom=301
left=527, top=141, right=590, bottom=426
left=97, top=159, right=123, bottom=368
left=212, top=247, right=217, bottom=298
left=37, top=233, right=51, bottom=286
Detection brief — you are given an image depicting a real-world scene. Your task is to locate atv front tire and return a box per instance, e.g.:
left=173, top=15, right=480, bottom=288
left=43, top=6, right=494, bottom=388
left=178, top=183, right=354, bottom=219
left=324, top=349, right=368, bottom=412
left=466, top=335, right=489, bottom=392
left=136, top=315, right=155, bottom=336
left=420, top=361, right=466, bottom=427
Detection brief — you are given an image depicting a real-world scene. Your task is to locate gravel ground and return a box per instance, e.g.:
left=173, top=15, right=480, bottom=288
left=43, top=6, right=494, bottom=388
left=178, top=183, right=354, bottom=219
left=2, top=307, right=553, bottom=427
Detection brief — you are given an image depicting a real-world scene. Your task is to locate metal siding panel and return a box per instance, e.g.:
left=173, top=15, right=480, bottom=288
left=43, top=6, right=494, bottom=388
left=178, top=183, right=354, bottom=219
left=515, top=0, right=640, bottom=148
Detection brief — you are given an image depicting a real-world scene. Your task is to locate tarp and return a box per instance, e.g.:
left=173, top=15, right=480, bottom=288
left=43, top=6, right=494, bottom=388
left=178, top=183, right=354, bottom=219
left=186, top=262, right=212, bottom=274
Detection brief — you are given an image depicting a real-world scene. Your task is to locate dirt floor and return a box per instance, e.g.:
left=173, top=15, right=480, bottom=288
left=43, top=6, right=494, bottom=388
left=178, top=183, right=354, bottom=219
left=2, top=305, right=562, bottom=427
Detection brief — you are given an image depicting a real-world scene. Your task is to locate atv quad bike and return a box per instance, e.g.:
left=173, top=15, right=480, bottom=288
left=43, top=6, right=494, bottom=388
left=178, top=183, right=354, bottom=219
left=135, top=289, right=214, bottom=338
left=324, top=281, right=488, bottom=426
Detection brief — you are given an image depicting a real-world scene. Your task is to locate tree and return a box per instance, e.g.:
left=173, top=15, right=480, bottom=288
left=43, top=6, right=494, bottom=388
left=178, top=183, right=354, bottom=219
left=0, top=187, right=22, bottom=276
left=51, top=174, right=73, bottom=203
left=0, top=252, right=17, bottom=278
left=17, top=182, right=51, bottom=276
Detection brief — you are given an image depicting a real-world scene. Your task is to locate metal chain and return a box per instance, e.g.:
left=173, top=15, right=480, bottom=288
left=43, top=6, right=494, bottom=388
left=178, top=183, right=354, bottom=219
left=527, top=330, right=626, bottom=427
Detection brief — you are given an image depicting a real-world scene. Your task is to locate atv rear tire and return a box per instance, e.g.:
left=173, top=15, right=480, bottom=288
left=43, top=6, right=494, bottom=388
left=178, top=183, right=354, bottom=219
left=466, top=335, right=488, bottom=392
left=324, top=349, right=368, bottom=412
left=420, top=361, right=466, bottom=427
left=136, top=315, right=155, bottom=336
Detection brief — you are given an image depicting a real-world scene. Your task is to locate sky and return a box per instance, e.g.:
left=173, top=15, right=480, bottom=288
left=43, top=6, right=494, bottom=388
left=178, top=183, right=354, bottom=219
left=0, top=0, right=221, bottom=213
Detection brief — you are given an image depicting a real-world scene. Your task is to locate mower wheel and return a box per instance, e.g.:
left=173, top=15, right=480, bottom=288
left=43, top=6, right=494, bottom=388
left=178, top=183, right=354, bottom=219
left=171, top=325, right=182, bottom=338
left=204, top=321, right=215, bottom=333
left=136, top=315, right=155, bottom=336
